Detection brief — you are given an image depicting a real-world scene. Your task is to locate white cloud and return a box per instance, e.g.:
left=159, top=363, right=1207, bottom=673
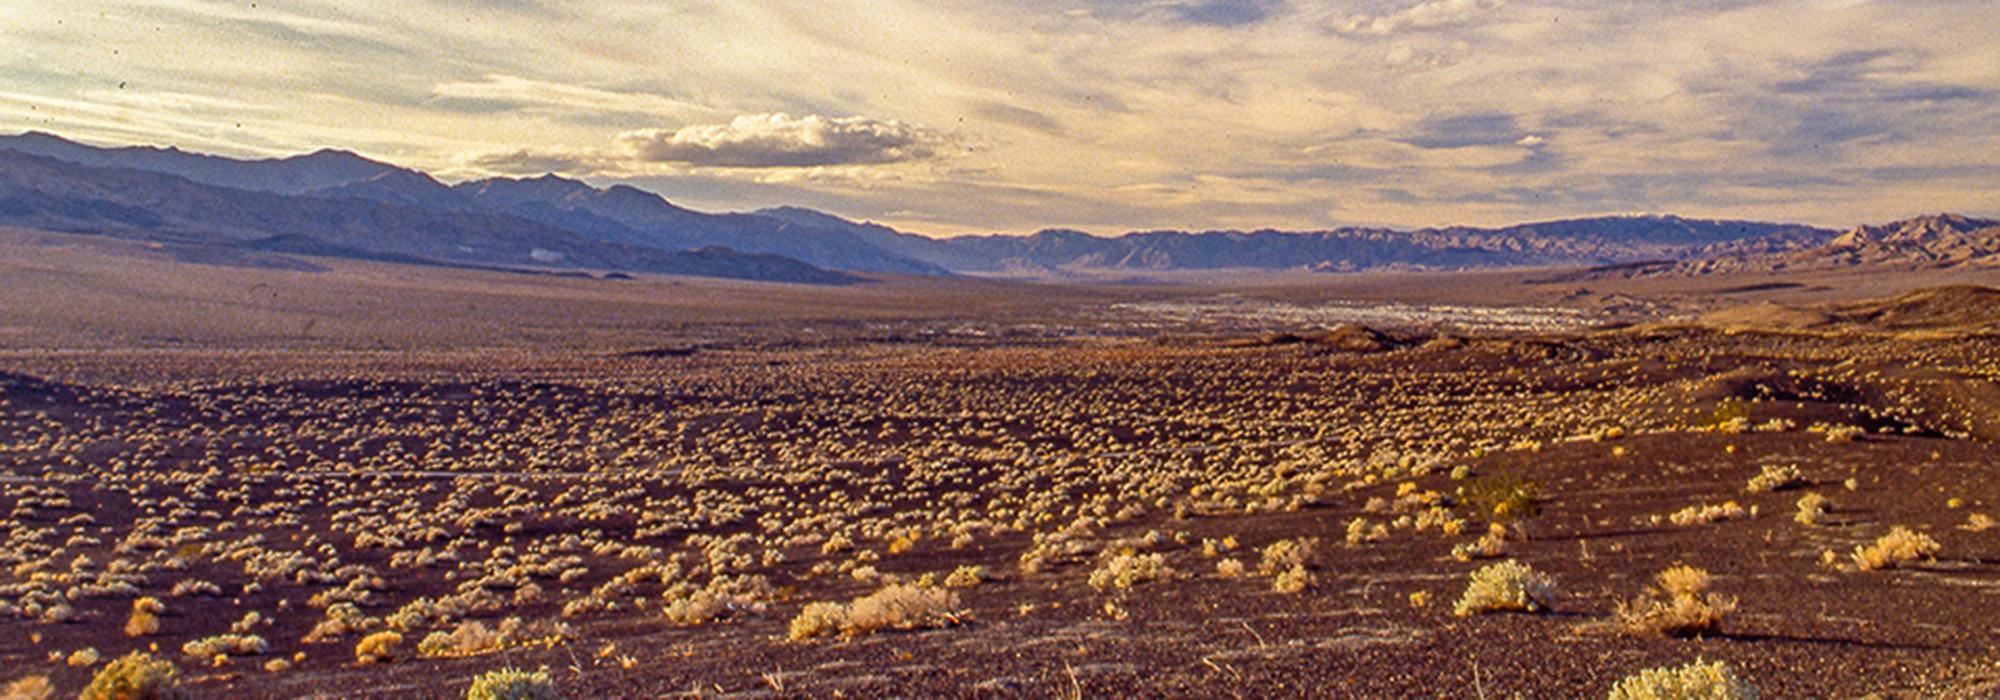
left=619, top=113, right=956, bottom=169
left=1337, top=0, right=1507, bottom=36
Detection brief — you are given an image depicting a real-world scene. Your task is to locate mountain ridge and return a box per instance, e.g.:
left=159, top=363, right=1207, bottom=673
left=0, top=148, right=858, bottom=284
left=0, top=130, right=1919, bottom=279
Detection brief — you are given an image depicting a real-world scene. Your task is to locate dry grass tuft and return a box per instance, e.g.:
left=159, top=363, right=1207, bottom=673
left=1615, top=566, right=1734, bottom=638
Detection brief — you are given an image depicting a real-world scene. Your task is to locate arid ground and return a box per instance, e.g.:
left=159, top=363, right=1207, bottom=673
left=4, top=230, right=2000, bottom=698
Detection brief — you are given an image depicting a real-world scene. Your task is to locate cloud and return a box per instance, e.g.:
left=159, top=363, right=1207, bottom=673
left=970, top=101, right=1065, bottom=135
left=1402, top=113, right=1525, bottom=149
left=431, top=75, right=710, bottom=119
left=1337, top=0, right=1506, bottom=36
left=1067, top=0, right=1284, bottom=27
left=463, top=148, right=608, bottom=176
left=1741, top=49, right=1995, bottom=158
left=619, top=113, right=955, bottom=169
left=1167, top=0, right=1284, bottom=27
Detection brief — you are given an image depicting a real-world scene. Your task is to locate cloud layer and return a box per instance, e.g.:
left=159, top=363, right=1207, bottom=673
left=620, top=113, right=953, bottom=168
left=1, top=0, right=1996, bottom=234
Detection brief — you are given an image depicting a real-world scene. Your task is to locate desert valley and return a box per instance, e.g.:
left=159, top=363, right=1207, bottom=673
left=0, top=133, right=1997, bottom=698
left=4, top=1, right=2000, bottom=697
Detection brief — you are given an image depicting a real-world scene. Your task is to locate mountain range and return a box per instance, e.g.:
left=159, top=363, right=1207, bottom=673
left=0, top=131, right=1873, bottom=283
left=1671, top=213, right=2000, bottom=276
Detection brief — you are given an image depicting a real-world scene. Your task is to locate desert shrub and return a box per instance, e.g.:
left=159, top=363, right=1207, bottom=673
left=1666, top=501, right=1747, bottom=527
left=1, top=675, right=53, bottom=700
left=1851, top=527, right=1940, bottom=571
left=1794, top=493, right=1829, bottom=526
left=1450, top=523, right=1509, bottom=562
left=355, top=630, right=404, bottom=664
left=304, top=601, right=378, bottom=643
left=1453, top=560, right=1556, bottom=616
left=787, top=602, right=847, bottom=641
left=1345, top=518, right=1387, bottom=545
left=182, top=634, right=268, bottom=660
left=1258, top=538, right=1317, bottom=574
left=1215, top=558, right=1245, bottom=578
left=1744, top=464, right=1807, bottom=494
left=125, top=597, right=164, bottom=638
left=79, top=652, right=183, bottom=700
left=1466, top=476, right=1541, bottom=526
left=943, top=565, right=989, bottom=588
left=787, top=584, right=961, bottom=640
left=1607, top=658, right=1758, bottom=700
left=1616, top=566, right=1734, bottom=638
left=1088, top=552, right=1172, bottom=591
left=661, top=589, right=730, bottom=625
left=466, top=667, right=560, bottom=700
left=1272, top=565, right=1313, bottom=594
left=419, top=619, right=503, bottom=658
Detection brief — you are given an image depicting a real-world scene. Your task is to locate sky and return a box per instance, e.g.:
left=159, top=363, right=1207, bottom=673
left=1, top=0, right=1996, bottom=236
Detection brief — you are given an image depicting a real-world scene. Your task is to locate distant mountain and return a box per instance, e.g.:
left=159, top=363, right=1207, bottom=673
left=756, top=206, right=1001, bottom=271
left=0, top=131, right=1856, bottom=279
left=457, top=177, right=948, bottom=275
left=0, top=132, right=937, bottom=276
left=306, top=169, right=480, bottom=213
left=0, top=131, right=401, bottom=195
left=0, top=149, right=856, bottom=284
left=1817, top=213, right=2000, bottom=267
left=1667, top=214, right=2000, bottom=276
left=759, top=209, right=1836, bottom=274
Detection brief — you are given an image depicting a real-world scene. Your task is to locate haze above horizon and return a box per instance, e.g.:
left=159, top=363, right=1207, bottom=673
left=2, top=0, right=1996, bottom=236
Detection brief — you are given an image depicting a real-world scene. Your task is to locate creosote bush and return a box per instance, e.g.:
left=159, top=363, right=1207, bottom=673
left=1453, top=559, right=1556, bottom=616
left=466, top=667, right=561, bottom=700
left=80, top=652, right=184, bottom=700
left=1607, top=658, right=1758, bottom=700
